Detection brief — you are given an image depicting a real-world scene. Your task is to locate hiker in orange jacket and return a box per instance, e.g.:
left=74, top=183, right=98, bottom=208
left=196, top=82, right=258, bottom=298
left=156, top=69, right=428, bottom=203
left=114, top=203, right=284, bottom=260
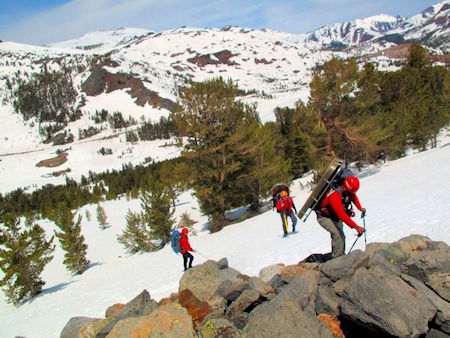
left=180, top=228, right=195, bottom=271
left=276, top=190, right=298, bottom=236
left=317, top=176, right=366, bottom=257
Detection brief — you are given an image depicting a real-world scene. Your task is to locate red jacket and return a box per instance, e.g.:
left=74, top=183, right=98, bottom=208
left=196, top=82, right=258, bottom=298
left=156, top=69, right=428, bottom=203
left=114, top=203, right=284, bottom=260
left=320, top=188, right=362, bottom=229
left=276, top=196, right=295, bottom=213
left=180, top=234, right=193, bottom=254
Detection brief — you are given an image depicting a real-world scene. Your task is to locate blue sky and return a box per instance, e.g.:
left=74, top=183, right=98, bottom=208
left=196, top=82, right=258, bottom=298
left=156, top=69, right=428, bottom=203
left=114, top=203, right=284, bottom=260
left=0, top=0, right=443, bottom=45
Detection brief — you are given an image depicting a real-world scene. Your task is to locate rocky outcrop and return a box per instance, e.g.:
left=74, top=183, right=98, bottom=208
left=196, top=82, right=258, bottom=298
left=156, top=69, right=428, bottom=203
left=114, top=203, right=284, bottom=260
left=60, top=234, right=450, bottom=337
left=81, top=67, right=177, bottom=112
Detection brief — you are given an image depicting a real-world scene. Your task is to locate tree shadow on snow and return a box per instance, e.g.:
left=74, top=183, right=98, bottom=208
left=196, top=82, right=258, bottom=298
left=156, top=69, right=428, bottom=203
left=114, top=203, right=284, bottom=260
left=18, top=280, right=75, bottom=306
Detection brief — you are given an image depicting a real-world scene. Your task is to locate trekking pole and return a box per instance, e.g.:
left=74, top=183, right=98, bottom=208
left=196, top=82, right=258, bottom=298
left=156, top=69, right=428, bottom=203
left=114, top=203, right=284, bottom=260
left=348, top=234, right=361, bottom=254
left=195, top=251, right=209, bottom=260
left=363, top=216, right=367, bottom=247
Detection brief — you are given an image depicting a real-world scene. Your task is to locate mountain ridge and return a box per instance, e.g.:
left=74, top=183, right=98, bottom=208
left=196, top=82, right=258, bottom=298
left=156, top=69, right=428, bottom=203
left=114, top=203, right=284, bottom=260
left=0, top=1, right=448, bottom=193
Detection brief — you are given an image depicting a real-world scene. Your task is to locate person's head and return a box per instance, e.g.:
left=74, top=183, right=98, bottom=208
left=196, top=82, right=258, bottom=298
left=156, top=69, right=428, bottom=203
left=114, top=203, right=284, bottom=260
left=344, top=176, right=360, bottom=194
left=181, top=227, right=189, bottom=236
left=280, top=190, right=288, bottom=198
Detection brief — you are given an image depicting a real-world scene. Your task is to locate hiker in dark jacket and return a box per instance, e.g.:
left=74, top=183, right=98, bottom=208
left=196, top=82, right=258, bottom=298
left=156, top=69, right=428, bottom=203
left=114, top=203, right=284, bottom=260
left=276, top=190, right=298, bottom=236
left=180, top=227, right=195, bottom=271
left=317, top=176, right=366, bottom=258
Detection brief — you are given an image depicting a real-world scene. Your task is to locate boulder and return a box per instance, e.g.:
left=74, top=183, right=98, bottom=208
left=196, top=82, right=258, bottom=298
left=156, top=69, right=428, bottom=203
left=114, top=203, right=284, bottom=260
left=258, top=263, right=285, bottom=283
left=272, top=272, right=319, bottom=314
left=60, top=317, right=104, bottom=338
left=107, top=303, right=195, bottom=337
left=320, top=250, right=368, bottom=283
left=242, top=300, right=334, bottom=338
left=179, top=259, right=242, bottom=303
left=111, top=289, right=158, bottom=319
left=340, top=266, right=437, bottom=337
left=178, top=289, right=213, bottom=326
left=225, top=289, right=261, bottom=321
left=401, top=273, right=450, bottom=334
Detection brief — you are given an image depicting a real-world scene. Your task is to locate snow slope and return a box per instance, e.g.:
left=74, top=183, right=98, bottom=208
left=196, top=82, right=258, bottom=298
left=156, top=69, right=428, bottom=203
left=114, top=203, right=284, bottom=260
left=0, top=130, right=449, bottom=338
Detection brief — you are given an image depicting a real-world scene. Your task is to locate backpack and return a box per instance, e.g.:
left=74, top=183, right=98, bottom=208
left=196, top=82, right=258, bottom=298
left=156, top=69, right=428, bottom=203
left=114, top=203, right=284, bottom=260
left=271, top=184, right=289, bottom=209
left=170, top=230, right=181, bottom=254
left=313, top=167, right=355, bottom=212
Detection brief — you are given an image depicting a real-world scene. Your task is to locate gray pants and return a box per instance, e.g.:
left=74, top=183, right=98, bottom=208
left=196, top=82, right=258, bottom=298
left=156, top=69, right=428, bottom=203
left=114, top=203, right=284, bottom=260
left=317, top=216, right=345, bottom=257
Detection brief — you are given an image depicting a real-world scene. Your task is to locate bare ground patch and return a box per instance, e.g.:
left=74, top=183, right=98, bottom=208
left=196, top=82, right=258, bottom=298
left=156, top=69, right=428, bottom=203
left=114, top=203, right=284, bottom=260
left=36, top=152, right=68, bottom=168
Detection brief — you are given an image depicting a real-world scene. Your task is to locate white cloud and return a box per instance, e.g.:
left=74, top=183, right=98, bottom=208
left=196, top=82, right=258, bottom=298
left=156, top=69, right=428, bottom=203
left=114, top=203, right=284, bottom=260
left=0, top=0, right=439, bottom=45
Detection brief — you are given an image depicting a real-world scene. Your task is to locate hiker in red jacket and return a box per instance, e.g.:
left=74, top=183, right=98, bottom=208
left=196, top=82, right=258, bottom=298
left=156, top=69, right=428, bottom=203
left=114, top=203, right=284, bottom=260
left=180, top=228, right=195, bottom=271
left=317, top=176, right=366, bottom=258
left=276, top=190, right=298, bottom=236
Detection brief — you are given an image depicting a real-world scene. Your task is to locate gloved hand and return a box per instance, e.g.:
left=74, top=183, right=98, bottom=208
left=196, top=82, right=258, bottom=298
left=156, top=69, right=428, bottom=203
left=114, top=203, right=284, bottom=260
left=355, top=226, right=365, bottom=236
left=360, top=207, right=367, bottom=218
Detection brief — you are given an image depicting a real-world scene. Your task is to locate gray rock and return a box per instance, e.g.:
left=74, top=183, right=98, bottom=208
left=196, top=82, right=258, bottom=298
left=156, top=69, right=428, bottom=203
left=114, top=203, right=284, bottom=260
left=267, top=273, right=285, bottom=290
left=179, top=260, right=242, bottom=303
left=316, top=284, right=340, bottom=316
left=112, top=289, right=158, bottom=319
left=340, top=266, right=437, bottom=337
left=271, top=272, right=319, bottom=315
left=258, top=263, right=285, bottom=283
left=215, top=280, right=248, bottom=301
left=426, top=328, right=450, bottom=338
left=217, top=257, right=229, bottom=270
left=242, top=300, right=334, bottom=338
left=404, top=242, right=450, bottom=283
left=427, top=271, right=450, bottom=302
left=320, top=250, right=368, bottom=282
left=401, top=273, right=450, bottom=334
left=60, top=317, right=102, bottom=338
left=225, top=289, right=261, bottom=321
left=247, top=276, right=275, bottom=298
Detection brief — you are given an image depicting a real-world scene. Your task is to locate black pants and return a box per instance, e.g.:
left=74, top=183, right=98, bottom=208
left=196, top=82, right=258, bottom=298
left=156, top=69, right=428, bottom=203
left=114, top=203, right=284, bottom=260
left=183, top=252, right=193, bottom=271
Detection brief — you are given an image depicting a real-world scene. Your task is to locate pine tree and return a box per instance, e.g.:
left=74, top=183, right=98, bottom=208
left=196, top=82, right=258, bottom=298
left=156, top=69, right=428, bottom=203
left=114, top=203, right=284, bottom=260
left=96, top=204, right=107, bottom=229
left=52, top=203, right=90, bottom=274
left=141, top=182, right=176, bottom=245
left=117, top=210, right=155, bottom=253
left=171, top=77, right=260, bottom=231
left=0, top=213, right=55, bottom=305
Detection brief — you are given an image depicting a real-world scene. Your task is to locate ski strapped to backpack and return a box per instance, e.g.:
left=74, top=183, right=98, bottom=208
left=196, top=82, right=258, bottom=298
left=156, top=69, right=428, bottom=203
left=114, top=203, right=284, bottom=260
left=170, top=230, right=181, bottom=254
left=297, top=158, right=355, bottom=222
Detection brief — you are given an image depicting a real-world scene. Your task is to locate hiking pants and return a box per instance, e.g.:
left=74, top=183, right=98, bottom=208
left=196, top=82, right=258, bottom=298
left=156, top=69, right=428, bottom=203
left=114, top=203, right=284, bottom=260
left=279, top=211, right=297, bottom=235
left=317, top=216, right=345, bottom=257
left=183, top=252, right=193, bottom=271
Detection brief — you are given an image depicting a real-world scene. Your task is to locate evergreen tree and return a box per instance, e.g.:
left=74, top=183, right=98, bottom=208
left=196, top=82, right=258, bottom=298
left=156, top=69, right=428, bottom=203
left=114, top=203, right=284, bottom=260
left=0, top=213, right=55, bottom=305
left=308, top=57, right=372, bottom=163
left=96, top=204, right=108, bottom=230
left=52, top=203, right=90, bottom=274
left=238, top=122, right=291, bottom=210
left=141, top=182, right=177, bottom=245
left=172, top=78, right=260, bottom=231
left=117, top=210, right=155, bottom=253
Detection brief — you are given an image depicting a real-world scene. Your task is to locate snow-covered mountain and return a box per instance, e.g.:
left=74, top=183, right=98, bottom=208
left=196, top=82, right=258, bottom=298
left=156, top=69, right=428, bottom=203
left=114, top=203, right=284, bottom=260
left=0, top=1, right=449, bottom=194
